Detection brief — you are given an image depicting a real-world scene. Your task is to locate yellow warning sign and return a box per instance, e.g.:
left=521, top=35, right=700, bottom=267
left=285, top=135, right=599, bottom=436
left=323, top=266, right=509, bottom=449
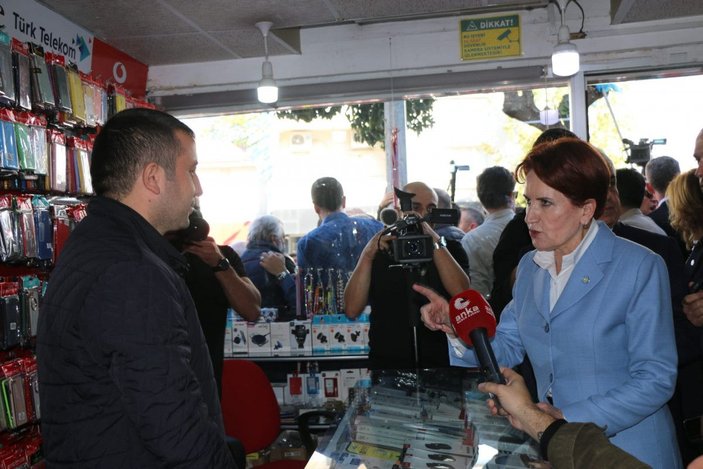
left=460, top=14, right=521, bottom=61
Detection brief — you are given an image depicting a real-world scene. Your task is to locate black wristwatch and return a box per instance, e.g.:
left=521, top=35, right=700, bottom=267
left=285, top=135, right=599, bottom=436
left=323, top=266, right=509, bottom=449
left=212, top=257, right=231, bottom=272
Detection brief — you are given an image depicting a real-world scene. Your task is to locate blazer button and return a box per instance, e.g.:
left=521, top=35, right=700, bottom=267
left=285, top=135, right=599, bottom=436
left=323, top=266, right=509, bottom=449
left=544, top=324, right=550, bottom=333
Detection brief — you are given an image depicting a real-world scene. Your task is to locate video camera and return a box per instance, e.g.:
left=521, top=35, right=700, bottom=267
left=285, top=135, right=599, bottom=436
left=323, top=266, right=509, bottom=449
left=622, top=138, right=667, bottom=166
left=383, top=187, right=459, bottom=265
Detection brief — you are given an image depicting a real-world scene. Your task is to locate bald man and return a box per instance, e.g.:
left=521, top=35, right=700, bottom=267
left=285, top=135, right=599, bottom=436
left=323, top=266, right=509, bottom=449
left=344, top=182, right=471, bottom=370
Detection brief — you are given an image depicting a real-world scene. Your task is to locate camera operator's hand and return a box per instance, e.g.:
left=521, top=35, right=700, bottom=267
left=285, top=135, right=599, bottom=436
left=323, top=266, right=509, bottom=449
left=420, top=221, right=440, bottom=242
left=182, top=237, right=225, bottom=267
left=360, top=230, right=395, bottom=261
left=412, top=283, right=456, bottom=337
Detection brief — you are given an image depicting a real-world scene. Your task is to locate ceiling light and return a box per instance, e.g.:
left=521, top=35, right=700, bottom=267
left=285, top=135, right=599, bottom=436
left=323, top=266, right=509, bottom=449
left=551, top=0, right=580, bottom=77
left=255, top=21, right=278, bottom=104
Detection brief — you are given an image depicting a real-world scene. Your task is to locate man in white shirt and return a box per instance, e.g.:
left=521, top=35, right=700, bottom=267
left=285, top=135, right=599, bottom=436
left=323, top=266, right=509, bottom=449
left=616, top=168, right=667, bottom=236
left=460, top=166, right=515, bottom=297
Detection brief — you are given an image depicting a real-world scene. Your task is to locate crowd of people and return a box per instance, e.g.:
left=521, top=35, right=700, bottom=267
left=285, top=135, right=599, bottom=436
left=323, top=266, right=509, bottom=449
left=34, top=107, right=703, bottom=468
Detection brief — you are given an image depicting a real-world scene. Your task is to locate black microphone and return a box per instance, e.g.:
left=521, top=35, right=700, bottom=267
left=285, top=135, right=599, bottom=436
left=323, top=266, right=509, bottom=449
left=448, top=289, right=505, bottom=385
left=379, top=207, right=399, bottom=226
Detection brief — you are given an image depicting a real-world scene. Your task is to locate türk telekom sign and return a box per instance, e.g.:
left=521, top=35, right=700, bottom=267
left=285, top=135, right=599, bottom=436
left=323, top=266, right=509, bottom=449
left=0, top=0, right=94, bottom=73
left=0, top=0, right=148, bottom=98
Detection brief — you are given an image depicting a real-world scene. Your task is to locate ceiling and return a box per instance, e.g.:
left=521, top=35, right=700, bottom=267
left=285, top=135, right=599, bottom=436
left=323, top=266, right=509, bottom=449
left=35, top=0, right=703, bottom=67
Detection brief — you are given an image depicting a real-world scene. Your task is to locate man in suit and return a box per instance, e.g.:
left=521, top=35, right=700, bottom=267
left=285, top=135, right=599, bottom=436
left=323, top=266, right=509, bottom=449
left=646, top=156, right=686, bottom=254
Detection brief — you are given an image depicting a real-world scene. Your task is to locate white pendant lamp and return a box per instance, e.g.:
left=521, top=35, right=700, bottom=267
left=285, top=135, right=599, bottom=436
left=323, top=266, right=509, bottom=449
left=551, top=0, right=580, bottom=77
left=255, top=21, right=278, bottom=104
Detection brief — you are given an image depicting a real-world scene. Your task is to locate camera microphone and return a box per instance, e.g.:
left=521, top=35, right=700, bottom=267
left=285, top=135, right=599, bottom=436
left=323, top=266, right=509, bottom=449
left=379, top=207, right=399, bottom=226
left=449, top=289, right=505, bottom=386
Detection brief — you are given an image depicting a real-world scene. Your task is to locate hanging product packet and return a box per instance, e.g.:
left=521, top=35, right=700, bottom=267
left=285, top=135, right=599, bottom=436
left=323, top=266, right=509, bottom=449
left=51, top=200, right=86, bottom=264
left=46, top=52, right=72, bottom=114
left=31, top=195, right=52, bottom=262
left=0, top=109, right=19, bottom=172
left=66, top=65, right=86, bottom=125
left=0, top=195, right=21, bottom=263
left=67, top=137, right=93, bottom=195
left=109, top=84, right=128, bottom=118
left=47, top=129, right=67, bottom=192
left=15, top=195, right=37, bottom=260
left=13, top=111, right=37, bottom=173
left=19, top=276, right=40, bottom=343
left=0, top=358, right=27, bottom=429
left=18, top=355, right=39, bottom=423
left=27, top=43, right=55, bottom=113
left=11, top=39, right=31, bottom=112
left=0, top=32, right=15, bottom=108
left=26, top=114, right=47, bottom=176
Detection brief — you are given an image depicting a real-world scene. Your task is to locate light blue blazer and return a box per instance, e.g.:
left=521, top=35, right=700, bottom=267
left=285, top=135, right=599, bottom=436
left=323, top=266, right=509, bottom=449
left=452, top=223, right=681, bottom=468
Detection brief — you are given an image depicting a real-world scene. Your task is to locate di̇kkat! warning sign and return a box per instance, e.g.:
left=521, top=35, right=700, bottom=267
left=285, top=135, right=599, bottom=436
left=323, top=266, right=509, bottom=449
left=460, top=14, right=521, bottom=61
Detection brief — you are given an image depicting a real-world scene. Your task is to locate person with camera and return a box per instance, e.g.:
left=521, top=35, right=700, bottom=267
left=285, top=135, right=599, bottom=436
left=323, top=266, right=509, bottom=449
left=344, top=181, right=470, bottom=370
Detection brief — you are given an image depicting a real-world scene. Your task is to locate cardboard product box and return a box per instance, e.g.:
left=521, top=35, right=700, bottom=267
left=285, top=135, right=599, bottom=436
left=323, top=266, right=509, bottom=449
left=339, top=368, right=361, bottom=403
left=223, top=321, right=233, bottom=357
left=231, top=320, right=249, bottom=354
left=284, top=372, right=307, bottom=406
left=311, top=316, right=330, bottom=354
left=272, top=382, right=286, bottom=405
left=270, top=322, right=291, bottom=354
left=289, top=320, right=311, bottom=353
left=320, top=370, right=341, bottom=401
left=328, top=320, right=346, bottom=352
left=247, top=321, right=271, bottom=354
left=357, top=314, right=370, bottom=353
left=345, top=319, right=364, bottom=352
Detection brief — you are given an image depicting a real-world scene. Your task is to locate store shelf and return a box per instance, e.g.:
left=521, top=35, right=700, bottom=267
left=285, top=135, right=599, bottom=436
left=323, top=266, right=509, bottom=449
left=226, top=352, right=368, bottom=363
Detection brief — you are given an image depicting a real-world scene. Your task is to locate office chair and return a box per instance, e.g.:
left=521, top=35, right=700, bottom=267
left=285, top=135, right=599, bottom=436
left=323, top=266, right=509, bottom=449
left=221, top=360, right=337, bottom=467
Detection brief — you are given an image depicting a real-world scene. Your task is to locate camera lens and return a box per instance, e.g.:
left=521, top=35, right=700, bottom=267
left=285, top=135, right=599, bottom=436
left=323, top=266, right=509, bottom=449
left=406, top=240, right=421, bottom=255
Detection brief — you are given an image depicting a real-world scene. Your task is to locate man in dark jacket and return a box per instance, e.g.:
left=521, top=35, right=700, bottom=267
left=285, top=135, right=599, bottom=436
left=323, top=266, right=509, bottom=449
left=37, top=108, right=236, bottom=467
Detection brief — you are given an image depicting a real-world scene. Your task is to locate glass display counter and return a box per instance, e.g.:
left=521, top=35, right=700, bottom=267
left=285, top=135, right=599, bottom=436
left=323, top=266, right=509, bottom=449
left=306, top=368, right=548, bottom=469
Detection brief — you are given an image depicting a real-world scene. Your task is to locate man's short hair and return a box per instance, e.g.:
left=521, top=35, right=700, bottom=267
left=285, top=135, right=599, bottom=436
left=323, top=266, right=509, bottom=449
left=90, top=108, right=195, bottom=198
left=434, top=188, right=452, bottom=209
left=645, top=156, right=680, bottom=194
left=616, top=168, right=646, bottom=209
left=476, top=166, right=515, bottom=210
left=311, top=177, right=344, bottom=211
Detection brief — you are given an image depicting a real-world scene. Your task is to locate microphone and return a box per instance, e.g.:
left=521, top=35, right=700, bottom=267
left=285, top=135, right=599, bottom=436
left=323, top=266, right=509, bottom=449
left=379, top=207, right=399, bottom=226
left=449, top=289, right=506, bottom=385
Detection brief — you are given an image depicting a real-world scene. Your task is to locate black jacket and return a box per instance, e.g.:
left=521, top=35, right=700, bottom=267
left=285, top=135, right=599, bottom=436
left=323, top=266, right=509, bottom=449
left=37, top=197, right=234, bottom=468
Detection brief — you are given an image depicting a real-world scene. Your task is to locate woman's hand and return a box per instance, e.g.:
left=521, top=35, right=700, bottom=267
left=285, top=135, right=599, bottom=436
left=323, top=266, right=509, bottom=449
left=412, top=283, right=455, bottom=336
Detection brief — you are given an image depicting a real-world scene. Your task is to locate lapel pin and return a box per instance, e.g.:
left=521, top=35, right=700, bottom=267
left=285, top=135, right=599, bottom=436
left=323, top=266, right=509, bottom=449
left=582, top=276, right=590, bottom=284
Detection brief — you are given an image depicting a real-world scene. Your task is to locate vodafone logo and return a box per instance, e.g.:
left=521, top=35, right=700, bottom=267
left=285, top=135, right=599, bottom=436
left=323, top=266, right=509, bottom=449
left=113, top=62, right=127, bottom=83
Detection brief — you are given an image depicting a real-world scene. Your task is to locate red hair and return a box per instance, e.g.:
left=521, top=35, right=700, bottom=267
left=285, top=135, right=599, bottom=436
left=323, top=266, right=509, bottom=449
left=515, top=138, right=609, bottom=219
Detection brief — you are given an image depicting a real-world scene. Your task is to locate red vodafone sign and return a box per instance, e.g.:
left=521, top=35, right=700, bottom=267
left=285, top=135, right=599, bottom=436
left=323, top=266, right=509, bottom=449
left=91, top=37, right=148, bottom=98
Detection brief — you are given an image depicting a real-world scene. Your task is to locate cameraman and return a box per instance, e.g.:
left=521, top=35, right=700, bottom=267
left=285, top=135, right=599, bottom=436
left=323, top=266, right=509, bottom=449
left=344, top=182, right=471, bottom=370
